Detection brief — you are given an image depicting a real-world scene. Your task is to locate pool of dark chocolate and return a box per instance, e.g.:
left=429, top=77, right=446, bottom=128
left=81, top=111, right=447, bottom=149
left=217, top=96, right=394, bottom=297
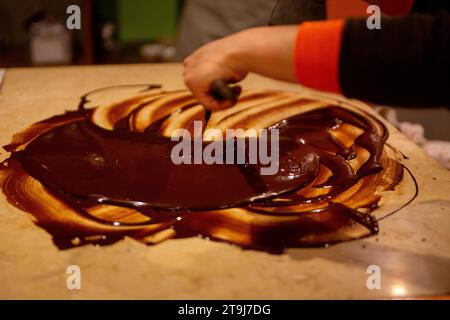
left=0, top=87, right=405, bottom=251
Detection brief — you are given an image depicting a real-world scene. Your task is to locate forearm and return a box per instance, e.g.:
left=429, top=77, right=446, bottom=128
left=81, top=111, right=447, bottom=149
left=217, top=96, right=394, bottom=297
left=183, top=0, right=450, bottom=110
left=233, top=26, right=298, bottom=83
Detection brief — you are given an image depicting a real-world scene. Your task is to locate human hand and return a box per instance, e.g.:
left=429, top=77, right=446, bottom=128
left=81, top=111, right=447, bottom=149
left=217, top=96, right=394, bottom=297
left=183, top=26, right=298, bottom=110
left=183, top=30, right=250, bottom=111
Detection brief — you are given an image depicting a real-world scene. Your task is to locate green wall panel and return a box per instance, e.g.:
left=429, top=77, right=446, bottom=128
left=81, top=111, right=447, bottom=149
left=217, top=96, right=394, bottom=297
left=117, top=0, right=178, bottom=42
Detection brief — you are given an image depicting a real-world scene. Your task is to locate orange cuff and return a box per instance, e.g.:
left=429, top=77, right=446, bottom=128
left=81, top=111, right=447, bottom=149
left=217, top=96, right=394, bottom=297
left=294, top=20, right=344, bottom=94
left=379, top=0, right=414, bottom=16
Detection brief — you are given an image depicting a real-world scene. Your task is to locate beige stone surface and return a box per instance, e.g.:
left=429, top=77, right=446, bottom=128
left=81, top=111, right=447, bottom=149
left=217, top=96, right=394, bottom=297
left=0, top=64, right=449, bottom=299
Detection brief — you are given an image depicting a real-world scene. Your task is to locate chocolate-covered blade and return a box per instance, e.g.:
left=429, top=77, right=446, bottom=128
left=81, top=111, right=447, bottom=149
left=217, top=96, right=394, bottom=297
left=209, top=80, right=263, bottom=192
left=204, top=108, right=212, bottom=125
left=204, top=79, right=241, bottom=127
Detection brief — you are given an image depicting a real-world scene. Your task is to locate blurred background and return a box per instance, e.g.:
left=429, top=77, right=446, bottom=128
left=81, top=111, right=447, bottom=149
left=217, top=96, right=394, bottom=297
left=0, top=0, right=280, bottom=66
left=0, top=0, right=448, bottom=164
left=0, top=0, right=371, bottom=67
left=0, top=0, right=180, bottom=66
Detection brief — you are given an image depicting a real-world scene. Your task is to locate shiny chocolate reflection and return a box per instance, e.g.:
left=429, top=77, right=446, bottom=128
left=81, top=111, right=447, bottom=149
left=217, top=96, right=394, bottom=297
left=0, top=85, right=405, bottom=251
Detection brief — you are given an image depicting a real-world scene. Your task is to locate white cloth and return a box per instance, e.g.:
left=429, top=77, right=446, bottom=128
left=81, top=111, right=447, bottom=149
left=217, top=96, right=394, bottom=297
left=376, top=106, right=450, bottom=169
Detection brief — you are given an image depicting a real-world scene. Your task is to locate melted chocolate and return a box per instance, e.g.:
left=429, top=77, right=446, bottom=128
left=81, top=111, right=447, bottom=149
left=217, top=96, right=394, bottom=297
left=0, top=87, right=405, bottom=251
left=14, top=120, right=318, bottom=211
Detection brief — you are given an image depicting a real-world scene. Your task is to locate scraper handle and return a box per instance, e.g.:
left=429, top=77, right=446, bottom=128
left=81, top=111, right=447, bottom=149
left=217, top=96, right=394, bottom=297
left=204, top=80, right=242, bottom=126
left=210, top=79, right=242, bottom=104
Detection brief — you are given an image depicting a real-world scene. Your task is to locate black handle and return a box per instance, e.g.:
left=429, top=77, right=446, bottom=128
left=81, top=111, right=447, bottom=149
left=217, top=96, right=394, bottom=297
left=210, top=79, right=241, bottom=104
left=204, top=80, right=242, bottom=126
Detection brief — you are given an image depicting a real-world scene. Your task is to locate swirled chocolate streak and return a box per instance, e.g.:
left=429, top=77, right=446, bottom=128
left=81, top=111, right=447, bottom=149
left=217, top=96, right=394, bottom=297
left=0, top=86, right=404, bottom=251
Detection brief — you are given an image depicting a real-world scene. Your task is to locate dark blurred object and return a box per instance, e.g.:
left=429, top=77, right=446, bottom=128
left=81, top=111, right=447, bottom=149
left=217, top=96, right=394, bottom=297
left=100, top=23, right=116, bottom=51
left=23, top=9, right=47, bottom=30
left=204, top=79, right=242, bottom=127
left=269, top=0, right=326, bottom=25
left=211, top=79, right=241, bottom=104
left=0, top=5, right=12, bottom=50
left=411, top=0, right=450, bottom=14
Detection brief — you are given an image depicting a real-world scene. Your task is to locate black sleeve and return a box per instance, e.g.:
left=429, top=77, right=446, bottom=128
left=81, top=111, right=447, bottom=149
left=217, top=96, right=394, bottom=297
left=339, top=12, right=450, bottom=107
left=411, top=0, right=450, bottom=14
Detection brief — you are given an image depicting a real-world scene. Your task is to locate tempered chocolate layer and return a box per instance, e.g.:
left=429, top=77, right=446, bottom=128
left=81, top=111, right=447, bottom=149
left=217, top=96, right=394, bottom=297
left=0, top=86, right=404, bottom=251
left=16, top=120, right=319, bottom=211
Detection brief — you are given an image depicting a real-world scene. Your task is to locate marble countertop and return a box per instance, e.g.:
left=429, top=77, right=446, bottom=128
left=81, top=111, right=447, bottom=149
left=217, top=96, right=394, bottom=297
left=0, top=64, right=449, bottom=299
